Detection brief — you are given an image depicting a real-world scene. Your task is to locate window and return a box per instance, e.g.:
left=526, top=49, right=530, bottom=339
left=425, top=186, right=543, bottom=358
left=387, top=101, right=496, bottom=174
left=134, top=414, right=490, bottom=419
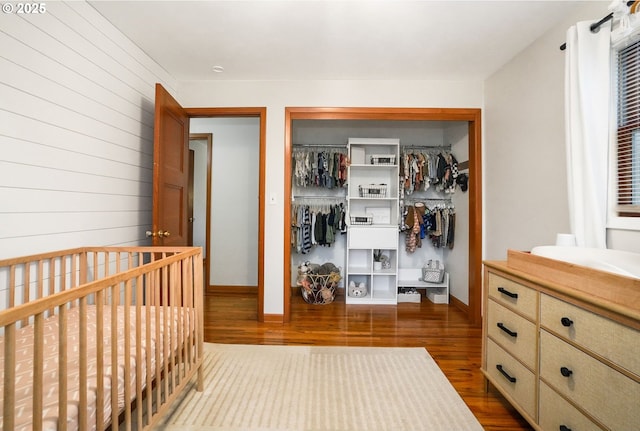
left=616, top=39, right=640, bottom=215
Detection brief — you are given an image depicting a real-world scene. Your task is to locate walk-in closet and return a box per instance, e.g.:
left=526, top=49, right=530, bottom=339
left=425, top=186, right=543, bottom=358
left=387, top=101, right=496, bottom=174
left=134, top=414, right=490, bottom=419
left=288, top=117, right=474, bottom=310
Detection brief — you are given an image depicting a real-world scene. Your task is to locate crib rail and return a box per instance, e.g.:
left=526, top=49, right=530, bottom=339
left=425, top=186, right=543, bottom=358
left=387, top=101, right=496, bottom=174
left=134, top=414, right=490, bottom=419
left=0, top=246, right=204, bottom=431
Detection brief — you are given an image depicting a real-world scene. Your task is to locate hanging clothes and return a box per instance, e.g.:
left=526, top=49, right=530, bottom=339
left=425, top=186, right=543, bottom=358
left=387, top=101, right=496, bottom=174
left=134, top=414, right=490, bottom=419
left=292, top=147, right=348, bottom=189
left=291, top=202, right=346, bottom=253
left=402, top=201, right=455, bottom=252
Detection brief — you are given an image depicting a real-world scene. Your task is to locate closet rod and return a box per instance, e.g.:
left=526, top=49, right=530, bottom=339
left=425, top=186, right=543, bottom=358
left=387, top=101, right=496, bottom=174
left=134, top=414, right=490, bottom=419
left=403, top=197, right=452, bottom=202
left=400, top=145, right=448, bottom=149
left=293, top=144, right=347, bottom=148
left=559, top=1, right=634, bottom=51
left=292, top=195, right=346, bottom=200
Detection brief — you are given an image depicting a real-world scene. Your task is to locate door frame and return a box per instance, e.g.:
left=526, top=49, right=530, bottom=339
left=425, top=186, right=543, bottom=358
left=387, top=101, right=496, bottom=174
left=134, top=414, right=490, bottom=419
left=188, top=133, right=213, bottom=294
left=186, top=107, right=267, bottom=322
left=283, top=107, right=483, bottom=326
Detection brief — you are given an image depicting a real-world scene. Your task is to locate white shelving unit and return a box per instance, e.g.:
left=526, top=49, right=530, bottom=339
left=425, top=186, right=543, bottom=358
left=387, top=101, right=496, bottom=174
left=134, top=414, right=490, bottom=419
left=345, top=138, right=400, bottom=305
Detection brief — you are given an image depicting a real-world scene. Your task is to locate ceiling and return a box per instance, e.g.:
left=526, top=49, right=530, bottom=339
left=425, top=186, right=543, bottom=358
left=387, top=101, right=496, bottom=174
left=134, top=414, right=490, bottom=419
left=89, top=0, right=590, bottom=82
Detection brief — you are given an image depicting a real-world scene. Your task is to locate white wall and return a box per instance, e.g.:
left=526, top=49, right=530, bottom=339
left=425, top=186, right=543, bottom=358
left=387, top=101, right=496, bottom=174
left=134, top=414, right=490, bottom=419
left=483, top=1, right=640, bottom=259
left=0, top=2, right=175, bottom=260
left=190, top=117, right=260, bottom=287
left=444, top=123, right=470, bottom=303
left=178, top=80, right=483, bottom=314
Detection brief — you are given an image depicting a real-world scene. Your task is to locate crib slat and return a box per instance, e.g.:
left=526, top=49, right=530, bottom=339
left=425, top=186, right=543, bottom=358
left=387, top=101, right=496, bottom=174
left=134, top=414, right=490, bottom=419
left=79, top=297, right=88, bottom=431
left=135, top=273, right=144, bottom=428
left=60, top=254, right=67, bottom=292
left=3, top=323, right=16, bottom=430
left=162, top=263, right=170, bottom=400
left=48, top=257, right=56, bottom=317
left=177, top=260, right=185, bottom=382
left=96, top=292, right=105, bottom=431
left=111, top=286, right=118, bottom=429
left=58, top=306, right=68, bottom=431
left=22, top=262, right=31, bottom=327
left=154, top=266, right=162, bottom=411
left=124, top=278, right=132, bottom=431
left=145, top=271, right=153, bottom=428
left=33, top=312, right=44, bottom=431
left=184, top=257, right=193, bottom=368
left=169, top=261, right=178, bottom=390
left=195, top=253, right=205, bottom=391
left=37, top=260, right=44, bottom=303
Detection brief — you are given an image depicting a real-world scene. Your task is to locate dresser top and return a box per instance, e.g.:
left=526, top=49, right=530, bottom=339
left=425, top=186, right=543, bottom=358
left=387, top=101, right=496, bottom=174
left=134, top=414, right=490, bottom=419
left=484, top=250, right=640, bottom=327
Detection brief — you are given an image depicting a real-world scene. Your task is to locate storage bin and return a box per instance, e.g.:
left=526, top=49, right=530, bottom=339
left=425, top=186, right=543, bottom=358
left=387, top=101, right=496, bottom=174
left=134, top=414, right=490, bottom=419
left=359, top=184, right=387, bottom=198
left=370, top=154, right=396, bottom=165
left=398, top=287, right=421, bottom=303
left=427, top=287, right=449, bottom=304
left=350, top=214, right=373, bottom=225
left=421, top=259, right=445, bottom=283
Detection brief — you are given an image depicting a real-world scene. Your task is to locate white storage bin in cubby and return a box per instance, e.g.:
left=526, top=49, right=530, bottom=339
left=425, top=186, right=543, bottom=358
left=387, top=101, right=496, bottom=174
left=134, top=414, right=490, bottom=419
left=426, top=286, right=449, bottom=304
left=398, top=269, right=449, bottom=304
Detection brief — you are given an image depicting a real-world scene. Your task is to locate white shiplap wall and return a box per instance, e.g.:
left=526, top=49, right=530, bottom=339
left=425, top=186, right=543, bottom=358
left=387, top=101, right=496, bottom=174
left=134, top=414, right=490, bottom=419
left=0, top=1, right=176, bottom=260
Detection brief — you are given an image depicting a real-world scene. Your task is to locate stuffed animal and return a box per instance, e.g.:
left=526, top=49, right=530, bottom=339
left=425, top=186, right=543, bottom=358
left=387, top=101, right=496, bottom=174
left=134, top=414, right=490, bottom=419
left=348, top=281, right=367, bottom=298
left=320, top=287, right=334, bottom=303
left=316, top=262, right=340, bottom=275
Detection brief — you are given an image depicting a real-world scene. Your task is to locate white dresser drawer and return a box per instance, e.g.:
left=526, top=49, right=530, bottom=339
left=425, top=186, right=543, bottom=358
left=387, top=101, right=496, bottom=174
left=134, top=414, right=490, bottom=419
left=485, top=338, right=536, bottom=420
left=487, top=273, right=537, bottom=320
left=539, top=382, right=604, bottom=431
left=348, top=226, right=397, bottom=249
left=487, top=299, right=537, bottom=370
left=540, top=330, right=640, bottom=431
left=540, top=293, right=640, bottom=377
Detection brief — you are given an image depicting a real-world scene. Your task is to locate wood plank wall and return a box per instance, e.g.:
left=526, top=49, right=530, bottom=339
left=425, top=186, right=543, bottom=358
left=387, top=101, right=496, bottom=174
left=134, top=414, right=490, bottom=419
left=0, top=1, right=175, bottom=261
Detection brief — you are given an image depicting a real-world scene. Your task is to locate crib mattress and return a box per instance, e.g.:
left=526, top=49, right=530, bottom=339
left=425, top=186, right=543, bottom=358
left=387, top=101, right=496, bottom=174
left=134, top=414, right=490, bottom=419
left=0, top=305, right=194, bottom=431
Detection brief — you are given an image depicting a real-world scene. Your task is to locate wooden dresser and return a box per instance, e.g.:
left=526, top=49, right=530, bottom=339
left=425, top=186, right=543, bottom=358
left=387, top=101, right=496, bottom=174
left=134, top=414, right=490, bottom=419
left=482, top=250, right=640, bottom=431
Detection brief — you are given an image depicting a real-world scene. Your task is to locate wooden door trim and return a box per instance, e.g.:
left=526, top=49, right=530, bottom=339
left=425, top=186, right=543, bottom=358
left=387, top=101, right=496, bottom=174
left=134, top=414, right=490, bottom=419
left=284, top=107, right=483, bottom=326
left=185, top=107, right=266, bottom=322
left=189, top=133, right=213, bottom=295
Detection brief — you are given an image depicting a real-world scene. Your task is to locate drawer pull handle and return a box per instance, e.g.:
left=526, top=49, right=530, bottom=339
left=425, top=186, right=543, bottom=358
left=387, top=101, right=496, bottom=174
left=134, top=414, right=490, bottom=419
left=497, top=322, right=518, bottom=337
left=561, top=317, right=574, bottom=327
left=559, top=426, right=572, bottom=431
left=560, top=366, right=573, bottom=377
left=496, top=364, right=517, bottom=383
left=497, top=287, right=518, bottom=299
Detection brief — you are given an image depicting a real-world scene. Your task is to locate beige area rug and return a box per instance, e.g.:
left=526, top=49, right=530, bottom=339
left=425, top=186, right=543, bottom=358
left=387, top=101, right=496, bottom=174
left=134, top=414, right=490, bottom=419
left=156, top=343, right=484, bottom=431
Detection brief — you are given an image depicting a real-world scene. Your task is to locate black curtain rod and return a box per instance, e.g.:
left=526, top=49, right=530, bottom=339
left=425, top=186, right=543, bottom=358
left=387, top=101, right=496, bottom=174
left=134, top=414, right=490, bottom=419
left=560, top=1, right=635, bottom=51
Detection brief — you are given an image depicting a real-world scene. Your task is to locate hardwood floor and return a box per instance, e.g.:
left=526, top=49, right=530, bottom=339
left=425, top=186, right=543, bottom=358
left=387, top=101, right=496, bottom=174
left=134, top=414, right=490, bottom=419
left=204, top=290, right=533, bottom=431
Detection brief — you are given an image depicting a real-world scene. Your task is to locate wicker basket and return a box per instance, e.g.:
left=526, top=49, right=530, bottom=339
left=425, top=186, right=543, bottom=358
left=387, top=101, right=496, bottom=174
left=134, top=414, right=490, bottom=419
left=420, top=260, right=445, bottom=283
left=299, top=272, right=341, bottom=305
left=359, top=184, right=387, bottom=198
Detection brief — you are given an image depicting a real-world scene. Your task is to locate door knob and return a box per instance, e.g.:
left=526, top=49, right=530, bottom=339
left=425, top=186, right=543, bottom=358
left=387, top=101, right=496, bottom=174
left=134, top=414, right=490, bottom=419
left=146, top=230, right=156, bottom=237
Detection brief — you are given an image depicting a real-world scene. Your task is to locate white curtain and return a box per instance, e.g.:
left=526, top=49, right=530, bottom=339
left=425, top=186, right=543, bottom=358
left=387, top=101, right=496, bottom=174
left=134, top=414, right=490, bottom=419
left=565, top=21, right=611, bottom=248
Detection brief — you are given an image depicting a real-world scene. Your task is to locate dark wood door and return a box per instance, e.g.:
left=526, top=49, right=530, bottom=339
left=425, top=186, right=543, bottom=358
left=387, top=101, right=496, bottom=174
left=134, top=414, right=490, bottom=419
left=152, top=84, right=190, bottom=246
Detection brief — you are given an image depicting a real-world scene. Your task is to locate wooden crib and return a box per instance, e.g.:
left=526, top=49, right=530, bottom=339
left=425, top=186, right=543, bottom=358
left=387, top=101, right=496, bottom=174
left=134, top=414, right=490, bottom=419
left=0, top=246, right=204, bottom=431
